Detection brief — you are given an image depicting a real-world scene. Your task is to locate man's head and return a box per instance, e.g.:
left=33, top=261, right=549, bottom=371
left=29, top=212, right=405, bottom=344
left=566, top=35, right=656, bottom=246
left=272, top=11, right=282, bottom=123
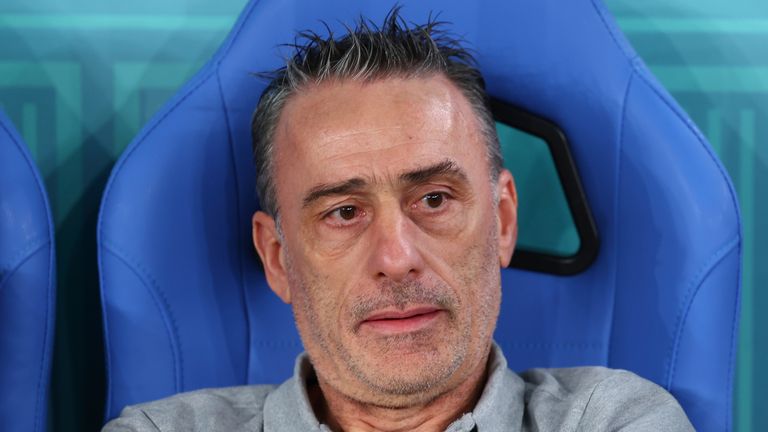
left=251, top=9, right=518, bottom=410
left=252, top=9, right=503, bottom=221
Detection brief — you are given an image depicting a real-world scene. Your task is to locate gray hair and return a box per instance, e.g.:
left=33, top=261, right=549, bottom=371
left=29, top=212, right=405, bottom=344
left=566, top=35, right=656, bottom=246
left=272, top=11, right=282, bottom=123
left=251, top=7, right=503, bottom=218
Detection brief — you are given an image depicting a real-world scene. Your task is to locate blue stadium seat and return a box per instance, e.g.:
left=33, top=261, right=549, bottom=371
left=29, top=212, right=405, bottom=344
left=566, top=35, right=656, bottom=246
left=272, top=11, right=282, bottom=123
left=97, top=1, right=741, bottom=430
left=0, top=110, right=56, bottom=432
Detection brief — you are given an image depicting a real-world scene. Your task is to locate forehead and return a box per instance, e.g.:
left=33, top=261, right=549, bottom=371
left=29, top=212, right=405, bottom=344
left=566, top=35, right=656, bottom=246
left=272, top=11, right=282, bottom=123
left=272, top=75, right=487, bottom=195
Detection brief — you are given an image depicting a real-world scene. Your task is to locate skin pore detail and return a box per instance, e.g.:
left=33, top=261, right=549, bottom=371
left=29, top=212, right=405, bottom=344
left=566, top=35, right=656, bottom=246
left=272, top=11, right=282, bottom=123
left=299, top=158, right=476, bottom=258
left=284, top=216, right=501, bottom=432
left=252, top=74, right=517, bottom=432
left=301, top=159, right=470, bottom=210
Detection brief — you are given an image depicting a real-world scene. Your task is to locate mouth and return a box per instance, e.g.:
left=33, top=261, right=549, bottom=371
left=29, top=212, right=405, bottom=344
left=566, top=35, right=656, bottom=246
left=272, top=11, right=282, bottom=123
left=358, top=306, right=444, bottom=335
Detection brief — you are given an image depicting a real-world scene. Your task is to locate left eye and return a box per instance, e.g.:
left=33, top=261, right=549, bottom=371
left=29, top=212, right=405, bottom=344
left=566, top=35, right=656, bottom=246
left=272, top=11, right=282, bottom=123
left=421, top=192, right=446, bottom=209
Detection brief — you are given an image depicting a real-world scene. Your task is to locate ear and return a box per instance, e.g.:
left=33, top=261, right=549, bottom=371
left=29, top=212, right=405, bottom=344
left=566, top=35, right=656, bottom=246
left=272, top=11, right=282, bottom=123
left=496, top=169, right=518, bottom=267
left=252, top=211, right=292, bottom=304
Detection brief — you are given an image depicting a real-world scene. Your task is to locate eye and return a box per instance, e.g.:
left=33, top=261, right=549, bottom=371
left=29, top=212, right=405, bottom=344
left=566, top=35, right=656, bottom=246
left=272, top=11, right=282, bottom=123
left=418, top=192, right=451, bottom=211
left=337, top=206, right=357, bottom=220
left=423, top=193, right=444, bottom=209
left=324, top=205, right=365, bottom=226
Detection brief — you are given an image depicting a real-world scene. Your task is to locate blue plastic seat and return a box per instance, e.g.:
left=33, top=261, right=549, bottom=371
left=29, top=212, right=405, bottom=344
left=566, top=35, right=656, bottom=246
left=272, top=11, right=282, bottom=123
left=0, top=110, right=56, bottom=432
left=97, top=1, right=741, bottom=430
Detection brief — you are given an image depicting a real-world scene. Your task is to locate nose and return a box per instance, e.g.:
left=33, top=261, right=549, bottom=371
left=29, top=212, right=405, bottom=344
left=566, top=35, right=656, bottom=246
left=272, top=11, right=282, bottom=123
left=367, top=206, right=424, bottom=282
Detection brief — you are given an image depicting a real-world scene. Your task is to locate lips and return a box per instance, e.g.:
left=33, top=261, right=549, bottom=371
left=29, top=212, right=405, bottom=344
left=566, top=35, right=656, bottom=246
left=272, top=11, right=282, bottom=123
left=359, top=306, right=444, bottom=334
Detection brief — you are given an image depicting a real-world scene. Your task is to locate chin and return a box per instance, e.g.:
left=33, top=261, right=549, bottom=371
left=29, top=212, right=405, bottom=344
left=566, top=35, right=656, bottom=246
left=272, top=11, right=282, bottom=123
left=349, top=344, right=467, bottom=398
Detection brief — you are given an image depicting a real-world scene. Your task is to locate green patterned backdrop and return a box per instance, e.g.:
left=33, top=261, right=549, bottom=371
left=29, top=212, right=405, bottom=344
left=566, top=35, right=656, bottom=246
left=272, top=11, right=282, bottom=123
left=0, top=1, right=764, bottom=431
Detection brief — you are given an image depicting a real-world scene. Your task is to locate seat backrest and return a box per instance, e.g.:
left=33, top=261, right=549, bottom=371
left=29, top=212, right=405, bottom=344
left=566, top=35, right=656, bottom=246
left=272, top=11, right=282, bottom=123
left=0, top=110, right=56, bottom=432
left=98, top=1, right=741, bottom=430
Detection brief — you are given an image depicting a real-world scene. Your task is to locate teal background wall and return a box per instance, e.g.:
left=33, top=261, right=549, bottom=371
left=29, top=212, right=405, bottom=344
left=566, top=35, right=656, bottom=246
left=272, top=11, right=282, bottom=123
left=0, top=1, right=764, bottom=430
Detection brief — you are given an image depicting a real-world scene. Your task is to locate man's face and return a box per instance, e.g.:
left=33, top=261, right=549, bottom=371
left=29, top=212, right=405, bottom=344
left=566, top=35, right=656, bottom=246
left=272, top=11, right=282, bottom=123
left=254, top=75, right=517, bottom=407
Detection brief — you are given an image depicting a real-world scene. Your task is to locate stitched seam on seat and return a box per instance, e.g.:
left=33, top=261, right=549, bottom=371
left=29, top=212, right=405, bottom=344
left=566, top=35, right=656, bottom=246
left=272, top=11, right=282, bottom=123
left=0, top=242, right=49, bottom=304
left=102, top=242, right=185, bottom=397
left=0, top=242, right=51, bottom=432
left=604, top=66, right=636, bottom=366
left=33, top=238, right=55, bottom=432
left=95, top=0, right=263, bottom=417
left=215, top=67, right=253, bottom=384
left=98, top=238, right=115, bottom=419
left=585, top=0, right=641, bottom=367
left=0, top=117, right=54, bottom=233
left=212, top=0, right=264, bottom=68
left=98, top=1, right=264, bottom=237
left=2, top=114, right=58, bottom=432
left=631, top=61, right=742, bottom=232
left=0, top=238, right=48, bottom=291
left=505, top=342, right=604, bottom=350
left=589, top=0, right=639, bottom=65
left=210, top=0, right=266, bottom=385
left=98, top=71, right=216, bottom=234
left=96, top=70, right=213, bottom=420
left=629, top=60, right=743, bottom=403
left=665, top=235, right=740, bottom=391
left=725, top=238, right=742, bottom=432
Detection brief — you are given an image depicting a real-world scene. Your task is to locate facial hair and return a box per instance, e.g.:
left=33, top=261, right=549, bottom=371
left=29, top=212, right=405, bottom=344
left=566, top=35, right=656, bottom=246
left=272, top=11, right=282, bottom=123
left=283, top=221, right=501, bottom=406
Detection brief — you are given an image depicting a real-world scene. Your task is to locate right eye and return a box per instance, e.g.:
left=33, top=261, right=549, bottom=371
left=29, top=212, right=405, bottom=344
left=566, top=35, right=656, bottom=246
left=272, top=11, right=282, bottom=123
left=324, top=205, right=365, bottom=227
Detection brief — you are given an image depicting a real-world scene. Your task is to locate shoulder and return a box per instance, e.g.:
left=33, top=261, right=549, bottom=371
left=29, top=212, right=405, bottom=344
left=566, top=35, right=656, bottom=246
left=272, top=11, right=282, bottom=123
left=519, top=367, right=694, bottom=431
left=101, top=384, right=276, bottom=432
left=521, top=366, right=648, bottom=398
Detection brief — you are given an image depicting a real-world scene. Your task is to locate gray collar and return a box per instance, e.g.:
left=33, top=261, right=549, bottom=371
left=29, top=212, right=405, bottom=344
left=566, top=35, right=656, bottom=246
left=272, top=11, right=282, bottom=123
left=263, top=343, right=525, bottom=432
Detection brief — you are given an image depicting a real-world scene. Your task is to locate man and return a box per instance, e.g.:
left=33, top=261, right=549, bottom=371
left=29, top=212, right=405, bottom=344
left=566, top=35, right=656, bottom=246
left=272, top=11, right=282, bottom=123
left=104, top=9, right=693, bottom=432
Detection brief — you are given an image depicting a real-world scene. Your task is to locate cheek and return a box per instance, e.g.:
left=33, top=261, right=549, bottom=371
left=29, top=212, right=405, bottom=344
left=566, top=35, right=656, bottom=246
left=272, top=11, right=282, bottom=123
left=300, top=216, right=354, bottom=260
left=286, top=256, right=349, bottom=338
left=414, top=201, right=471, bottom=240
left=452, top=225, right=501, bottom=325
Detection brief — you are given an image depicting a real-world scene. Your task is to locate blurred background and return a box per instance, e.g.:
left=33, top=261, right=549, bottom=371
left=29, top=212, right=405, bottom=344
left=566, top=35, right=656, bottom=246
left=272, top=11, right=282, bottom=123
left=0, top=0, right=764, bottom=430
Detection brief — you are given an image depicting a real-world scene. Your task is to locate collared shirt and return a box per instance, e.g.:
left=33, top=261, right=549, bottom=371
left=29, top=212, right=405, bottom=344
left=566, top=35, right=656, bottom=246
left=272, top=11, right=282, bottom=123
left=103, top=344, right=694, bottom=431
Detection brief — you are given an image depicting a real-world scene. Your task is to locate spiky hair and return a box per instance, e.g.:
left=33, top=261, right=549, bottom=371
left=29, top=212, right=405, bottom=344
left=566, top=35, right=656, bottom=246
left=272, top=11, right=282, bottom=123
left=251, top=6, right=501, bottom=218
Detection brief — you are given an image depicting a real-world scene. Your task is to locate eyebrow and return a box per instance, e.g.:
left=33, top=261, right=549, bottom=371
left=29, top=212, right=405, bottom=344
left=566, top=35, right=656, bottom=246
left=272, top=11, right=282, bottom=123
left=301, top=159, right=469, bottom=208
left=302, top=177, right=368, bottom=208
left=399, top=159, right=468, bottom=185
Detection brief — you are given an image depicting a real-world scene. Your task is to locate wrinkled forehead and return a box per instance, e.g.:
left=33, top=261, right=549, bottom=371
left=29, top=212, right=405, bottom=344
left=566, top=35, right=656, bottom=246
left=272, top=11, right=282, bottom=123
left=271, top=75, right=487, bottom=190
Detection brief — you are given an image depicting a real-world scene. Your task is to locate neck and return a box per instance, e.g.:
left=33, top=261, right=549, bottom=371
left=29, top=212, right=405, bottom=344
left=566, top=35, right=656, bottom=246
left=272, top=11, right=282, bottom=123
left=308, top=354, right=490, bottom=432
